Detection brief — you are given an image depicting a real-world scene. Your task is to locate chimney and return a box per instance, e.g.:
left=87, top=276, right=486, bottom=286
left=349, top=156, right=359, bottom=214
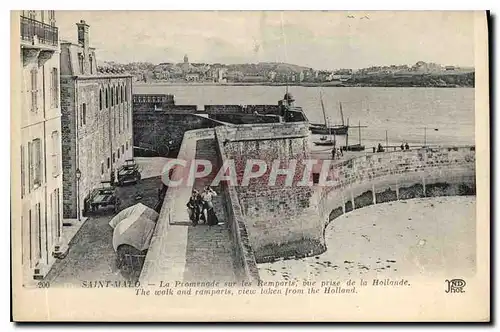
left=76, top=20, right=89, bottom=51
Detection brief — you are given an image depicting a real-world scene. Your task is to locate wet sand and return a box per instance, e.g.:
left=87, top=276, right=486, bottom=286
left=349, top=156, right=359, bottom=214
left=258, top=196, right=476, bottom=281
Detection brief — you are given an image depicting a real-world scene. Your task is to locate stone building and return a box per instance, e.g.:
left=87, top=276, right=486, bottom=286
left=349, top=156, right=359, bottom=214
left=18, top=10, right=64, bottom=281
left=60, top=20, right=133, bottom=219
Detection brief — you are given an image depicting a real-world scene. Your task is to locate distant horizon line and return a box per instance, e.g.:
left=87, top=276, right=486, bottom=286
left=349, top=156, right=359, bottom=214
left=97, top=59, right=475, bottom=71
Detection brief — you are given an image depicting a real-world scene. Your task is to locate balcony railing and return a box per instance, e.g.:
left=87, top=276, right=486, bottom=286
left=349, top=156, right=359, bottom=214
left=20, top=16, right=58, bottom=47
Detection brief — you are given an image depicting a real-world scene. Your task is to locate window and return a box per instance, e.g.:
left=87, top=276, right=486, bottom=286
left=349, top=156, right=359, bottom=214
left=121, top=145, right=124, bottom=155
left=99, top=90, right=103, bottom=110
left=107, top=157, right=110, bottom=169
left=105, top=89, right=109, bottom=108
left=125, top=83, right=128, bottom=101
left=51, top=68, right=59, bottom=108
left=101, top=162, right=104, bottom=175
left=121, top=86, right=124, bottom=103
left=28, top=139, right=42, bottom=189
left=89, top=56, right=93, bottom=75
left=78, top=53, right=84, bottom=74
left=126, top=141, right=128, bottom=150
left=115, top=86, right=119, bottom=105
left=30, top=68, right=38, bottom=112
left=111, top=88, right=114, bottom=107
left=112, top=153, right=116, bottom=164
left=32, top=139, right=42, bottom=188
left=117, top=148, right=120, bottom=159
left=21, top=145, right=25, bottom=197
left=81, top=103, right=87, bottom=125
left=118, top=108, right=121, bottom=133
left=51, top=131, right=60, bottom=177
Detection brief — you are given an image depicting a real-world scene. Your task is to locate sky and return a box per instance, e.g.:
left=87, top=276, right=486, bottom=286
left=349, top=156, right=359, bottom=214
left=55, top=11, right=476, bottom=70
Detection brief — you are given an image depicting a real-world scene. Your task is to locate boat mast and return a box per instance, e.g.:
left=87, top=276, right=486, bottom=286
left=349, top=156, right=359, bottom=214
left=345, top=117, right=349, bottom=149
left=319, top=90, right=328, bottom=127
left=339, top=102, right=345, bottom=126
left=358, top=120, right=362, bottom=144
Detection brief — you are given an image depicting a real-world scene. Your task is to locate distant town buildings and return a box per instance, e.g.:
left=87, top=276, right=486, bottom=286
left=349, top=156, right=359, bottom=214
left=101, top=57, right=474, bottom=86
left=60, top=20, right=133, bottom=220
left=19, top=10, right=64, bottom=282
left=151, top=55, right=212, bottom=82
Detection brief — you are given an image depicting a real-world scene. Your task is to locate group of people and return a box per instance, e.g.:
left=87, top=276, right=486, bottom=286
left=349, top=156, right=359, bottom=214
left=372, top=142, right=410, bottom=153
left=331, top=146, right=344, bottom=160
left=186, top=186, right=219, bottom=226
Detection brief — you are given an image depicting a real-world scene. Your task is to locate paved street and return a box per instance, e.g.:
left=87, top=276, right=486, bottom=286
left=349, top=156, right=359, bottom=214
left=45, top=177, right=163, bottom=286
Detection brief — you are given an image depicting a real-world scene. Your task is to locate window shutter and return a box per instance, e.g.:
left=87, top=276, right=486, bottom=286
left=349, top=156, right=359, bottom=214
left=28, top=141, right=32, bottom=190
left=51, top=131, right=59, bottom=176
left=31, top=69, right=37, bottom=112
left=21, top=145, right=25, bottom=197
left=52, top=68, right=59, bottom=108
left=33, top=139, right=42, bottom=186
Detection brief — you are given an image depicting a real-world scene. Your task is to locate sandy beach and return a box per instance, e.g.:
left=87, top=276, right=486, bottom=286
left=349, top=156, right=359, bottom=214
left=258, top=196, right=476, bottom=281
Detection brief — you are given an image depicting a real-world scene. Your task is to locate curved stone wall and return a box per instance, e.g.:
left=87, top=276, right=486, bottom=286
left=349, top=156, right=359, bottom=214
left=317, top=146, right=476, bottom=229
left=140, top=123, right=475, bottom=283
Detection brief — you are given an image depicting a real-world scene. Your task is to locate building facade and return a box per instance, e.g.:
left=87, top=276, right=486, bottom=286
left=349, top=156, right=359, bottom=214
left=18, top=10, right=64, bottom=281
left=60, top=20, right=133, bottom=219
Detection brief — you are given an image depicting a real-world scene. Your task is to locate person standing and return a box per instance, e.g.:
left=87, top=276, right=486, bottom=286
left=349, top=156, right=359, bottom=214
left=405, top=142, right=410, bottom=150
left=187, top=190, right=201, bottom=226
left=331, top=147, right=336, bottom=160
left=201, top=186, right=219, bottom=226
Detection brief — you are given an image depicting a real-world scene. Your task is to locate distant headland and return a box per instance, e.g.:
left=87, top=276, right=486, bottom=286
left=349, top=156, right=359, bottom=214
left=99, top=57, right=475, bottom=88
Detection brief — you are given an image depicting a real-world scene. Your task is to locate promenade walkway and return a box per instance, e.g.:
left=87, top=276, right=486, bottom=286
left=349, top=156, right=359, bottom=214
left=140, top=130, right=237, bottom=283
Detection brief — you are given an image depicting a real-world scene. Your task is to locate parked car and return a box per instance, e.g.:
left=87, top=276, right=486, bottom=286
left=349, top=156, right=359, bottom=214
left=117, top=159, right=142, bottom=186
left=87, top=182, right=121, bottom=214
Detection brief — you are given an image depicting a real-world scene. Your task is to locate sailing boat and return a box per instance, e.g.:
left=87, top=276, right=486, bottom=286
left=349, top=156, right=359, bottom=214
left=310, top=98, right=349, bottom=135
left=314, top=91, right=337, bottom=146
left=342, top=120, right=366, bottom=151
left=319, top=91, right=329, bottom=141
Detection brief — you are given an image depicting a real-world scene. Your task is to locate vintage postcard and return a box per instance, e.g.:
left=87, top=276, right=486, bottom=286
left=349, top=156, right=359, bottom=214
left=11, top=10, right=489, bottom=321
